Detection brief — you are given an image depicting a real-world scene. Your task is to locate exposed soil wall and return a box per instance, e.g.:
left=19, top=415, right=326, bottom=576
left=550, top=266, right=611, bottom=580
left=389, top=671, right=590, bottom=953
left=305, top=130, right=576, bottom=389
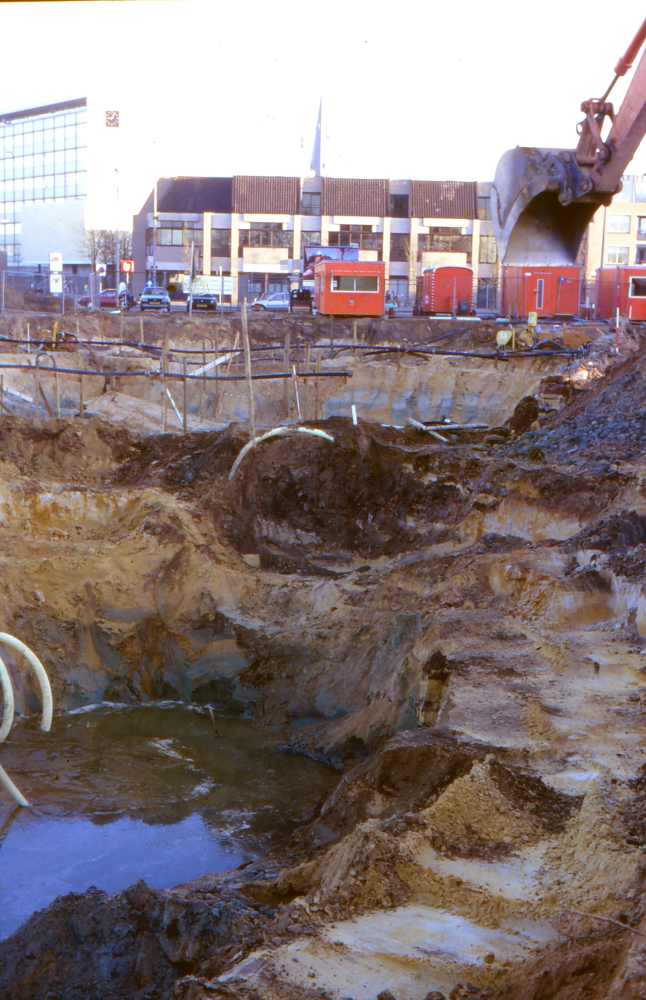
left=2, top=341, right=646, bottom=998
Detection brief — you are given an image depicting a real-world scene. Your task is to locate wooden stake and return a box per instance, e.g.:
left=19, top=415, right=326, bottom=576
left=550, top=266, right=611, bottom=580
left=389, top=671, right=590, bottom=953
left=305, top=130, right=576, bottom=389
left=163, top=354, right=168, bottom=432
left=283, top=329, right=291, bottom=419
left=352, top=320, right=357, bottom=359
left=214, top=328, right=219, bottom=412
left=208, top=706, right=220, bottom=738
left=241, top=299, right=255, bottom=439
left=199, top=344, right=204, bottom=425
left=182, top=356, right=188, bottom=433
left=79, top=375, right=84, bottom=419
left=305, top=340, right=311, bottom=421
left=224, top=331, right=239, bottom=376
left=140, top=316, right=144, bottom=343
left=315, top=349, right=321, bottom=421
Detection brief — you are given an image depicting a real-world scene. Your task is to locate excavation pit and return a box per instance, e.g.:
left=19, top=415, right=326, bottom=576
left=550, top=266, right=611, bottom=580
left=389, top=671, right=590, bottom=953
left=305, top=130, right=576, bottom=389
left=0, top=704, right=336, bottom=941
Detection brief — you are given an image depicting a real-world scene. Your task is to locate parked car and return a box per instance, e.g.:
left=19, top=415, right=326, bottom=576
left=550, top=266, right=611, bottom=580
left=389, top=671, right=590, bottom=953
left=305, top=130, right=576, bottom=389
left=78, top=289, right=136, bottom=310
left=250, top=291, right=290, bottom=311
left=140, top=287, right=171, bottom=312
left=290, top=289, right=312, bottom=312
left=187, top=293, right=217, bottom=312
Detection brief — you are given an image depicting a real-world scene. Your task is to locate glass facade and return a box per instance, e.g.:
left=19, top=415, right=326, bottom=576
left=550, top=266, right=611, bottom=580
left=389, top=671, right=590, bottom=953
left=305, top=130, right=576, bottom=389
left=0, top=99, right=87, bottom=262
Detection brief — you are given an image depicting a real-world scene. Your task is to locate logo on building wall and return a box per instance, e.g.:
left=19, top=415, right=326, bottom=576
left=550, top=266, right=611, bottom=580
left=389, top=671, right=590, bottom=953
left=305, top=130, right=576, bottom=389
left=105, top=111, right=120, bottom=127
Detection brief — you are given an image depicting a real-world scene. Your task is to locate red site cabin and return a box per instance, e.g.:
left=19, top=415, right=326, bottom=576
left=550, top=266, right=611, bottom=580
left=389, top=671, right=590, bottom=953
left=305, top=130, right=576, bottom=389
left=501, top=266, right=581, bottom=318
left=312, top=260, right=385, bottom=317
left=596, top=267, right=646, bottom=321
left=420, top=266, right=474, bottom=315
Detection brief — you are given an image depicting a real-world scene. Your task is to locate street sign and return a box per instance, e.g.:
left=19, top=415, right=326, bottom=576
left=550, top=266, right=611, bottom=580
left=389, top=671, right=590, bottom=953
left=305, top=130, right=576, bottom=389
left=121, top=261, right=134, bottom=273
left=49, top=252, right=63, bottom=272
left=182, top=275, right=233, bottom=295
left=49, top=274, right=63, bottom=294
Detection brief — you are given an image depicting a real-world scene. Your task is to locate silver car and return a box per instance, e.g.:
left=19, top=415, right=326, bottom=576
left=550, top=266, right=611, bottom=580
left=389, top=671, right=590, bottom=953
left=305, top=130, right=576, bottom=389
left=140, top=287, right=171, bottom=312
left=250, top=291, right=290, bottom=311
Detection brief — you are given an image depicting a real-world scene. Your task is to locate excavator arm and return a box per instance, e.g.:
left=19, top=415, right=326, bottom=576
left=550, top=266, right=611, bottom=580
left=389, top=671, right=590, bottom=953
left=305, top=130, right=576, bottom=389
left=492, top=17, right=646, bottom=265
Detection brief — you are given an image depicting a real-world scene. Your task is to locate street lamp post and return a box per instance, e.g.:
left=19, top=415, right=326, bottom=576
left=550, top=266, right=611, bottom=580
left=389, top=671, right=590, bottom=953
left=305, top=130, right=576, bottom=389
left=115, top=169, right=120, bottom=302
left=152, top=179, right=157, bottom=286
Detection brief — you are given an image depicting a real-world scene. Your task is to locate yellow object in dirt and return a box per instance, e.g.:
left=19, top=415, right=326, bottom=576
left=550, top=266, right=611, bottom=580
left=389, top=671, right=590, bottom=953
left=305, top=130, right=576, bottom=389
left=496, top=326, right=514, bottom=349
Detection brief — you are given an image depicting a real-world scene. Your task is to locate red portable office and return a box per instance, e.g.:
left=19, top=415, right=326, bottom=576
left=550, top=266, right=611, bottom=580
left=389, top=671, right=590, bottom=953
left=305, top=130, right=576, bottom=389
left=312, top=261, right=385, bottom=317
left=596, top=266, right=646, bottom=320
left=420, top=266, right=474, bottom=315
left=501, top=266, right=581, bottom=318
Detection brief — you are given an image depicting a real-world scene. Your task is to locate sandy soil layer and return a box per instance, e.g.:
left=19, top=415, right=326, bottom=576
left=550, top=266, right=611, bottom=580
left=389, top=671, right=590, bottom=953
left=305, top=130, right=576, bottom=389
left=1, top=333, right=646, bottom=998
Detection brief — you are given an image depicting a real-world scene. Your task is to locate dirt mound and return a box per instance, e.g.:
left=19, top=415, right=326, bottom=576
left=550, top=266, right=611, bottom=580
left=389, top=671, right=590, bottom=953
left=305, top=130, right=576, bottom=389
left=0, top=415, right=136, bottom=480
left=423, top=756, right=581, bottom=858
left=223, top=419, right=474, bottom=559
left=567, top=510, right=646, bottom=552
left=513, top=343, right=646, bottom=465
left=302, top=729, right=494, bottom=843
left=0, top=879, right=268, bottom=1000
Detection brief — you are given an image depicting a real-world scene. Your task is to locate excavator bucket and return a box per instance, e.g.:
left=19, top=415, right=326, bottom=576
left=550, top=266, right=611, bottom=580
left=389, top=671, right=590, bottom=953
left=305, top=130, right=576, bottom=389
left=491, top=146, right=603, bottom=266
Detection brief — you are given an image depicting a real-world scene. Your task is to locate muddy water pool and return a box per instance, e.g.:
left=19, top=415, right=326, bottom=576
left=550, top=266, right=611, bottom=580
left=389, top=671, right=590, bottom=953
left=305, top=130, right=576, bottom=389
left=0, top=704, right=337, bottom=940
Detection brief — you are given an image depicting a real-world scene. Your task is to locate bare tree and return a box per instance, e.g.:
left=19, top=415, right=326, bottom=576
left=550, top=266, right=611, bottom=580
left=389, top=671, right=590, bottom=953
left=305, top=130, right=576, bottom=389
left=75, top=228, right=132, bottom=269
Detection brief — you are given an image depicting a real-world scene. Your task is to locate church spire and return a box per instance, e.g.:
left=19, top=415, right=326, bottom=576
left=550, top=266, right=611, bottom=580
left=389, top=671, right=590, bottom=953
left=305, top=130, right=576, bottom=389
left=310, top=98, right=323, bottom=176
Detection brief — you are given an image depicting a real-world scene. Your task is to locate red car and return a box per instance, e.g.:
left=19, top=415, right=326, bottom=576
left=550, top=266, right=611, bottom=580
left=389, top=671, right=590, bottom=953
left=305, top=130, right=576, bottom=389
left=78, top=289, right=136, bottom=310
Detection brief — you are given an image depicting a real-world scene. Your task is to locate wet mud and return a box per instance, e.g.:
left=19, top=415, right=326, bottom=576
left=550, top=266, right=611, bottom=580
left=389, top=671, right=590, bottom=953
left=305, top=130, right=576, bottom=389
left=2, top=333, right=646, bottom=998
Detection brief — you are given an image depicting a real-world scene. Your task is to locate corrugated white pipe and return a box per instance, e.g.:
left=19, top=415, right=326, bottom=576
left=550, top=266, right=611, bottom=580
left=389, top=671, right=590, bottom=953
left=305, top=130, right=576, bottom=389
left=0, top=764, right=29, bottom=807
left=0, top=633, right=53, bottom=807
left=0, top=633, right=52, bottom=732
left=0, top=655, right=15, bottom=744
left=228, top=426, right=335, bottom=481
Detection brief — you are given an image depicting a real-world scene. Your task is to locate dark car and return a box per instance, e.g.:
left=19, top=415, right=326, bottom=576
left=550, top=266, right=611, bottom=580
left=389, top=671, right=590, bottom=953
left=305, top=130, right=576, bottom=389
left=140, top=287, right=171, bottom=312
left=78, top=289, right=136, bottom=310
left=187, top=293, right=217, bottom=312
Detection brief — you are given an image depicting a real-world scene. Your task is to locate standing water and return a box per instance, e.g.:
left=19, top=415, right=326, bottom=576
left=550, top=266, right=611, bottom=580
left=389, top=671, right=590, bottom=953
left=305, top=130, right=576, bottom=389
left=0, top=704, right=336, bottom=940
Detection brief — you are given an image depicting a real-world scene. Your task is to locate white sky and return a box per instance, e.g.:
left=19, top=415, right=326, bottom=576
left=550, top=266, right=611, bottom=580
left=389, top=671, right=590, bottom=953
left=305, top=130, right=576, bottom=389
left=3, top=0, right=646, bottom=227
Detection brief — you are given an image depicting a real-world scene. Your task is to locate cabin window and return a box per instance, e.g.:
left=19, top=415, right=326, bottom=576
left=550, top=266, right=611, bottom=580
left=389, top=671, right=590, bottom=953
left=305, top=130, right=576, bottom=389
left=331, top=274, right=379, bottom=292
left=535, top=278, right=544, bottom=310
left=629, top=277, right=646, bottom=297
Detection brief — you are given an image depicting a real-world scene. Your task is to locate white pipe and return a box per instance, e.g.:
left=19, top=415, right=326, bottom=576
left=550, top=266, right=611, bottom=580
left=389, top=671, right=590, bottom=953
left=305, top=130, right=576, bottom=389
left=0, top=633, right=52, bottom=732
left=0, top=763, right=29, bottom=807
left=0, top=655, right=15, bottom=744
left=165, top=387, right=183, bottom=427
left=406, top=417, right=449, bottom=443
left=228, top=426, right=335, bottom=480
left=193, top=351, right=240, bottom=376
left=351, top=404, right=357, bottom=426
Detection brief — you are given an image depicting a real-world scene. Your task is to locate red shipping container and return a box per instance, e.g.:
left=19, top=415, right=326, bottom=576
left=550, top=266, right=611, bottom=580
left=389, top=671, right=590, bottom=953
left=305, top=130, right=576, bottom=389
left=312, top=260, right=385, bottom=317
left=596, top=266, right=646, bottom=320
left=501, top=266, right=581, bottom=318
left=420, top=266, right=474, bottom=315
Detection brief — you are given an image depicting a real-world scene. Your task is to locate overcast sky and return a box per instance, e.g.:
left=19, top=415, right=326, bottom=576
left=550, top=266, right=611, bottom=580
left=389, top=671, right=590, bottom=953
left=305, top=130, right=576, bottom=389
left=3, top=0, right=646, bottom=226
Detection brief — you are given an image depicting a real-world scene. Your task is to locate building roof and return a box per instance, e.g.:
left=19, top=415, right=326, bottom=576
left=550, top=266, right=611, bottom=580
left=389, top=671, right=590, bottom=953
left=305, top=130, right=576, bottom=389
left=322, top=178, right=389, bottom=217
left=0, top=98, right=86, bottom=123
left=233, top=176, right=300, bottom=214
left=411, top=181, right=478, bottom=219
left=148, top=175, right=481, bottom=219
left=158, top=177, right=233, bottom=213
